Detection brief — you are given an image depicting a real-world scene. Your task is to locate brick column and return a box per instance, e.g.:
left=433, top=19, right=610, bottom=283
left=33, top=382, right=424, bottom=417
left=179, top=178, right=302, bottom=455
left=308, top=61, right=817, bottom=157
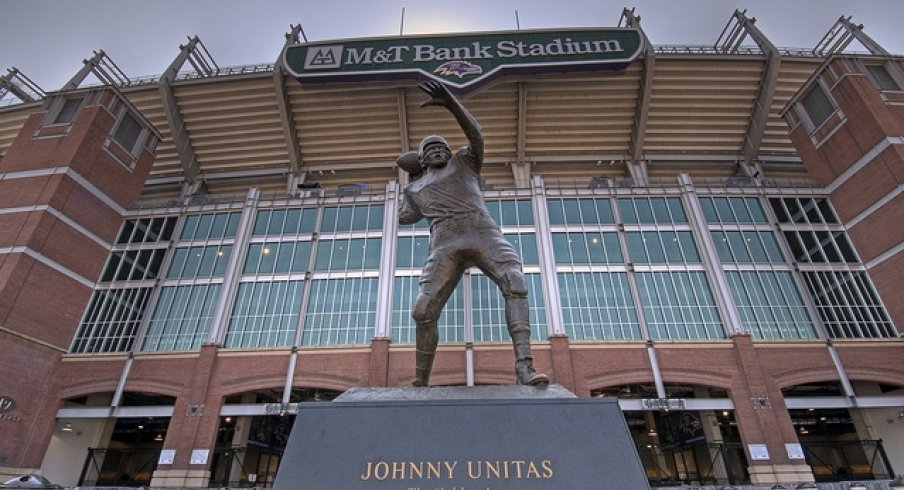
left=730, top=333, right=814, bottom=485
left=0, top=88, right=157, bottom=473
left=150, top=343, right=223, bottom=487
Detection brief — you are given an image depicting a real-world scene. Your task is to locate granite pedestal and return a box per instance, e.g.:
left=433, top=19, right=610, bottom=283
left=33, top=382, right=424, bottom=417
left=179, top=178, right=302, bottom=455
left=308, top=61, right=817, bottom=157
left=273, top=385, right=649, bottom=489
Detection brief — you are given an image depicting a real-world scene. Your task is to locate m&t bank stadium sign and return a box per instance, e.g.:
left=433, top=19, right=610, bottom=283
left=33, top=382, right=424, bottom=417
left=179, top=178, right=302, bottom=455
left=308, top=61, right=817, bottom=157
left=283, top=28, right=642, bottom=92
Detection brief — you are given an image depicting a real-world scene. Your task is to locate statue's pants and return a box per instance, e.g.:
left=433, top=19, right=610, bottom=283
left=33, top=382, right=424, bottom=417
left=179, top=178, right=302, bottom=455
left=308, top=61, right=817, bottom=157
left=411, top=212, right=532, bottom=384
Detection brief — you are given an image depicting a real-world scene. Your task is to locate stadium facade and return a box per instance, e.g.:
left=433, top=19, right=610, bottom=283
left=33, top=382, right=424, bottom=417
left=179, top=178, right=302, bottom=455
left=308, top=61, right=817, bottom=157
left=1, top=8, right=903, bottom=488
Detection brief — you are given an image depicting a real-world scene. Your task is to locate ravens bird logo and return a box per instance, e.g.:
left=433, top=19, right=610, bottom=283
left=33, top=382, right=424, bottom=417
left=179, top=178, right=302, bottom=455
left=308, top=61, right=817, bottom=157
left=433, top=60, right=483, bottom=78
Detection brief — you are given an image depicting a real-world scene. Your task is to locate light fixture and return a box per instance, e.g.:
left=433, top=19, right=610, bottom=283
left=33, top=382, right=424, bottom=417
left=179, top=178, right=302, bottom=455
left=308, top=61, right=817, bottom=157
left=61, top=422, right=73, bottom=432
left=647, top=427, right=657, bottom=436
left=224, top=416, right=232, bottom=424
left=137, top=424, right=145, bottom=430
left=154, top=433, right=164, bottom=442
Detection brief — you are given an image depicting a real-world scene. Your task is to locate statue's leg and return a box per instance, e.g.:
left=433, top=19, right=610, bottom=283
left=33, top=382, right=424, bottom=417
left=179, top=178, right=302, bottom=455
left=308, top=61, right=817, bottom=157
left=482, top=260, right=549, bottom=387
left=411, top=251, right=464, bottom=386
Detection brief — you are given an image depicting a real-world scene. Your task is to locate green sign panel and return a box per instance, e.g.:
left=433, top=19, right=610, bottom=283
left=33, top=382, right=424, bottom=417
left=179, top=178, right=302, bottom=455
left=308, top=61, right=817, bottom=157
left=283, top=28, right=643, bottom=92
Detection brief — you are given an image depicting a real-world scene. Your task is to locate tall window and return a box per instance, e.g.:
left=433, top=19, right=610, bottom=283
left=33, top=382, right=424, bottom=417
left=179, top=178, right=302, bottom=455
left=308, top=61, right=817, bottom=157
left=549, top=197, right=641, bottom=340
left=142, top=211, right=240, bottom=351
left=226, top=207, right=315, bottom=348
left=71, top=216, right=177, bottom=354
left=798, top=82, right=836, bottom=130
left=302, top=203, right=384, bottom=346
left=771, top=197, right=895, bottom=339
left=703, top=195, right=816, bottom=340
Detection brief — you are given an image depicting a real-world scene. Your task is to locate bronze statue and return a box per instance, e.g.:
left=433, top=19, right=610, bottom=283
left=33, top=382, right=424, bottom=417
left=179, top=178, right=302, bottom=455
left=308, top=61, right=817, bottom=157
left=397, top=80, right=549, bottom=387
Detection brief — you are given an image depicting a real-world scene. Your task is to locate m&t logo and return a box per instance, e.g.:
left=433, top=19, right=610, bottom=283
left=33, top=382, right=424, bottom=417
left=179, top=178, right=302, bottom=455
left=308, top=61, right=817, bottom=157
left=304, top=45, right=343, bottom=69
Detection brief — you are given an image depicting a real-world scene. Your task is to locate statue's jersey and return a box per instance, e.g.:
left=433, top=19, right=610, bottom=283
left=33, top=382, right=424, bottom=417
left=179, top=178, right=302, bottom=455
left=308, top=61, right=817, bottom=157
left=400, top=149, right=491, bottom=227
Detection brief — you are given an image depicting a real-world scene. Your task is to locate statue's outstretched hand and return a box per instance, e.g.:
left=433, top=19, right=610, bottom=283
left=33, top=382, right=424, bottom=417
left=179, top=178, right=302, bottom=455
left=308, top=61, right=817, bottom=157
left=418, top=80, right=455, bottom=108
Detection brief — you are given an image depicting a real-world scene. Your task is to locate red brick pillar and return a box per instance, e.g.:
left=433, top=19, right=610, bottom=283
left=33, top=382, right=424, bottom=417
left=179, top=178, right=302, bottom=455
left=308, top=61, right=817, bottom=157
left=549, top=334, right=583, bottom=394
left=150, top=344, right=223, bottom=487
left=368, top=338, right=390, bottom=387
left=0, top=88, right=157, bottom=476
left=730, top=333, right=814, bottom=485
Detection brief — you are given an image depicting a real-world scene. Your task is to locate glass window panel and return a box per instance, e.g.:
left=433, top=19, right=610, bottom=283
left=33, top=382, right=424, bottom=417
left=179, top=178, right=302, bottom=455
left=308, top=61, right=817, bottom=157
left=225, top=281, right=303, bottom=348
left=786, top=198, right=805, bottom=223
left=117, top=220, right=136, bottom=244
left=180, top=215, right=199, bottom=241
left=562, top=199, right=581, bottom=225
left=731, top=197, right=752, bottom=223
left=595, top=199, right=614, bottom=224
left=197, top=246, right=218, bottom=277
left=769, top=198, right=789, bottom=223
left=364, top=239, right=382, bottom=269
left=712, top=231, right=733, bottom=262
left=618, top=199, right=638, bottom=224
left=700, top=198, right=719, bottom=223
left=500, top=200, right=518, bottom=226
left=569, top=233, right=590, bottom=264
left=368, top=205, right=385, bottom=231
left=211, top=246, right=230, bottom=276
left=803, top=271, right=894, bottom=339
left=578, top=200, right=598, bottom=225
left=486, top=200, right=502, bottom=224
left=253, top=211, right=271, bottom=236
left=547, top=199, right=566, bottom=225
left=167, top=248, right=189, bottom=278
left=626, top=232, right=647, bottom=263
left=320, top=207, right=338, bottom=234
left=667, top=197, right=687, bottom=223
left=345, top=239, right=364, bottom=269
left=603, top=233, right=623, bottom=263
left=714, top=197, right=734, bottom=223
left=267, top=209, right=287, bottom=235
left=142, top=284, right=220, bottom=351
left=746, top=198, right=767, bottom=222
left=800, top=83, right=835, bottom=128
left=314, top=240, right=333, bottom=270
left=195, top=214, right=214, bottom=240
left=335, top=207, right=353, bottom=232
left=517, top=200, right=534, bottom=225
left=744, top=231, right=769, bottom=262
left=552, top=233, right=571, bottom=264
left=71, top=287, right=152, bottom=353
left=643, top=232, right=666, bottom=263
left=818, top=199, right=838, bottom=224
left=244, top=243, right=263, bottom=274
left=210, top=213, right=228, bottom=239
left=662, top=232, right=684, bottom=263
left=557, top=272, right=640, bottom=341
left=637, top=272, right=724, bottom=340
left=275, top=242, right=295, bottom=273
left=652, top=198, right=671, bottom=223
left=292, top=241, right=312, bottom=273
left=727, top=231, right=751, bottom=262
left=804, top=199, right=823, bottom=224
left=352, top=206, right=369, bottom=231
left=799, top=231, right=826, bottom=262
left=282, top=208, right=301, bottom=235
left=303, top=278, right=376, bottom=346
left=635, top=199, right=654, bottom=224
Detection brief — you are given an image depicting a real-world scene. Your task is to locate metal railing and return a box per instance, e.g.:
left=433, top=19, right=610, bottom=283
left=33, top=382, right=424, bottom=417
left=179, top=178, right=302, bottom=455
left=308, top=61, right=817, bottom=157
left=207, top=446, right=283, bottom=488
left=640, top=442, right=751, bottom=487
left=78, top=448, right=160, bottom=487
left=803, top=440, right=895, bottom=482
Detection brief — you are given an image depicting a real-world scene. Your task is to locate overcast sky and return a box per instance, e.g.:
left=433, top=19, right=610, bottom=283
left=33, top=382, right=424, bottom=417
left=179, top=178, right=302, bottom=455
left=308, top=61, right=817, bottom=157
left=2, top=0, right=903, bottom=96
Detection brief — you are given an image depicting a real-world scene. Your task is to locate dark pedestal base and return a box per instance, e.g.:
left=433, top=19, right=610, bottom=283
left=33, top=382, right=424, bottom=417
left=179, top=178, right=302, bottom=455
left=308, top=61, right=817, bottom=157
left=273, top=385, right=649, bottom=489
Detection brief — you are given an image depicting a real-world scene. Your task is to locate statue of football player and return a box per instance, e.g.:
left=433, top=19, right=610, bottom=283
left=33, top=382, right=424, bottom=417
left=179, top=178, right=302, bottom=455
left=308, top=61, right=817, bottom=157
left=397, top=80, right=549, bottom=387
